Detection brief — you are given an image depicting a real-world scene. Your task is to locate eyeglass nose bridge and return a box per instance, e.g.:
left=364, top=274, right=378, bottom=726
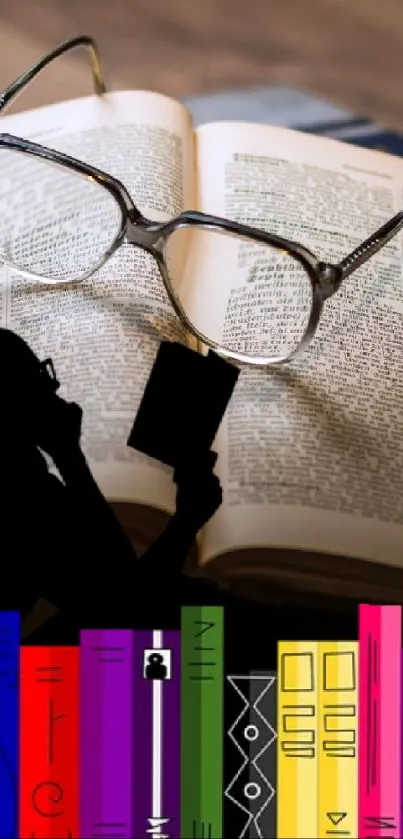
left=125, top=217, right=166, bottom=253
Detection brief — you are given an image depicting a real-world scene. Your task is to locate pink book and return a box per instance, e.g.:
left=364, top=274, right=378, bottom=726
left=358, top=604, right=401, bottom=838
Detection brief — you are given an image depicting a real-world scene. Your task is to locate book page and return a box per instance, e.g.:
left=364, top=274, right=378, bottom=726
left=0, top=91, right=195, bottom=512
left=192, top=122, right=403, bottom=567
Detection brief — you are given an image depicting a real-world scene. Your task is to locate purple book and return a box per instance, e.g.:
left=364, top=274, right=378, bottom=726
left=80, top=629, right=135, bottom=838
left=132, top=629, right=181, bottom=839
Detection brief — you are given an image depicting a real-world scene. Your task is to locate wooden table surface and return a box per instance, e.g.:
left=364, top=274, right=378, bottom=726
left=1, top=0, right=403, bottom=129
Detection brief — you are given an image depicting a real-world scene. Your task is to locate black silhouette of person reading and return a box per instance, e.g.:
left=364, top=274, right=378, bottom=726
left=0, top=327, right=224, bottom=633
left=145, top=652, right=167, bottom=680
left=0, top=327, right=358, bottom=655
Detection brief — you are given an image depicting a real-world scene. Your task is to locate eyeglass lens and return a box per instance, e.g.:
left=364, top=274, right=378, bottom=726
left=164, top=225, right=313, bottom=360
left=0, top=148, right=122, bottom=282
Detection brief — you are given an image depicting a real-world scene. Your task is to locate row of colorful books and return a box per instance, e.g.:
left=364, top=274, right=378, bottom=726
left=236, top=604, right=401, bottom=839
left=1, top=604, right=401, bottom=838
left=1, top=606, right=225, bottom=839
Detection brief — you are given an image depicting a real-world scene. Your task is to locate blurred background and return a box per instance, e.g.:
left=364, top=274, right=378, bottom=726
left=1, top=0, right=403, bottom=128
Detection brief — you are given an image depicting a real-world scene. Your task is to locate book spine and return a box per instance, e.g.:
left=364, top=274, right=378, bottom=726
left=380, top=608, right=401, bottom=838
left=318, top=641, right=358, bottom=838
left=19, top=645, right=79, bottom=838
left=80, top=630, right=134, bottom=839
left=132, top=629, right=181, bottom=839
left=224, top=672, right=277, bottom=838
left=401, top=649, right=403, bottom=833
left=181, top=606, right=224, bottom=839
left=0, top=611, right=19, bottom=839
left=277, top=641, right=319, bottom=838
left=358, top=605, right=401, bottom=838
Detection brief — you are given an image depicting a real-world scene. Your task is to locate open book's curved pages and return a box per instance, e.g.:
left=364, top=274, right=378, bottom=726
left=2, top=89, right=403, bottom=604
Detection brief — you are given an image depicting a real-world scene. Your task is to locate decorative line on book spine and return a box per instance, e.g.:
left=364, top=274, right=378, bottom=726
left=132, top=630, right=153, bottom=838
left=358, top=605, right=401, bottom=838
left=80, top=630, right=134, bottom=839
left=224, top=673, right=277, bottom=839
left=318, top=641, right=358, bottom=839
left=0, top=611, right=19, bottom=839
left=277, top=641, right=319, bottom=839
left=181, top=606, right=224, bottom=839
left=20, top=645, right=79, bottom=838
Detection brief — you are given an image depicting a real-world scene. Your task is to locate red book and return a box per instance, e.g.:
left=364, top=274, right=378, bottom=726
left=19, top=646, right=79, bottom=838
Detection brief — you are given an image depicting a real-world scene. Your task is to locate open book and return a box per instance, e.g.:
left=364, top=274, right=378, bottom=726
left=2, top=89, right=403, bottom=607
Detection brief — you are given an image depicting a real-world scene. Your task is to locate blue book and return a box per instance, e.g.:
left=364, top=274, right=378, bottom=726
left=0, top=611, right=19, bottom=839
left=344, top=129, right=403, bottom=155
left=297, top=115, right=403, bottom=157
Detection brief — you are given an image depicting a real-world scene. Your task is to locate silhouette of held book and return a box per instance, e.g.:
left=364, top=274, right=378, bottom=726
left=3, top=88, right=403, bottom=605
left=127, top=341, right=239, bottom=468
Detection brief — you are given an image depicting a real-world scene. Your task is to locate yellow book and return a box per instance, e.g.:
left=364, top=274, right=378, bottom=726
left=277, top=641, right=319, bottom=838
left=318, top=642, right=358, bottom=839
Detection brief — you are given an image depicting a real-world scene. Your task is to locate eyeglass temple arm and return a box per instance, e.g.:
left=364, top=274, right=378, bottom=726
left=0, top=35, right=107, bottom=115
left=336, top=210, right=403, bottom=281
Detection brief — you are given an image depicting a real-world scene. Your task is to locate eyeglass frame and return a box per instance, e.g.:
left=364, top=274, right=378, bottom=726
left=1, top=34, right=403, bottom=367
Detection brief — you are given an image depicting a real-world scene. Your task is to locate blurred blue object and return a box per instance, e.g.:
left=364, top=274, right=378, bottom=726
left=184, top=85, right=403, bottom=156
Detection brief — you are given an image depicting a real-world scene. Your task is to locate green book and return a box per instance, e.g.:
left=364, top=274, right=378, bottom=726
left=181, top=606, right=224, bottom=839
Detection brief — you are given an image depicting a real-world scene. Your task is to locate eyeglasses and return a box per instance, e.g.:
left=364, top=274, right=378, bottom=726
left=1, top=36, right=403, bottom=367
